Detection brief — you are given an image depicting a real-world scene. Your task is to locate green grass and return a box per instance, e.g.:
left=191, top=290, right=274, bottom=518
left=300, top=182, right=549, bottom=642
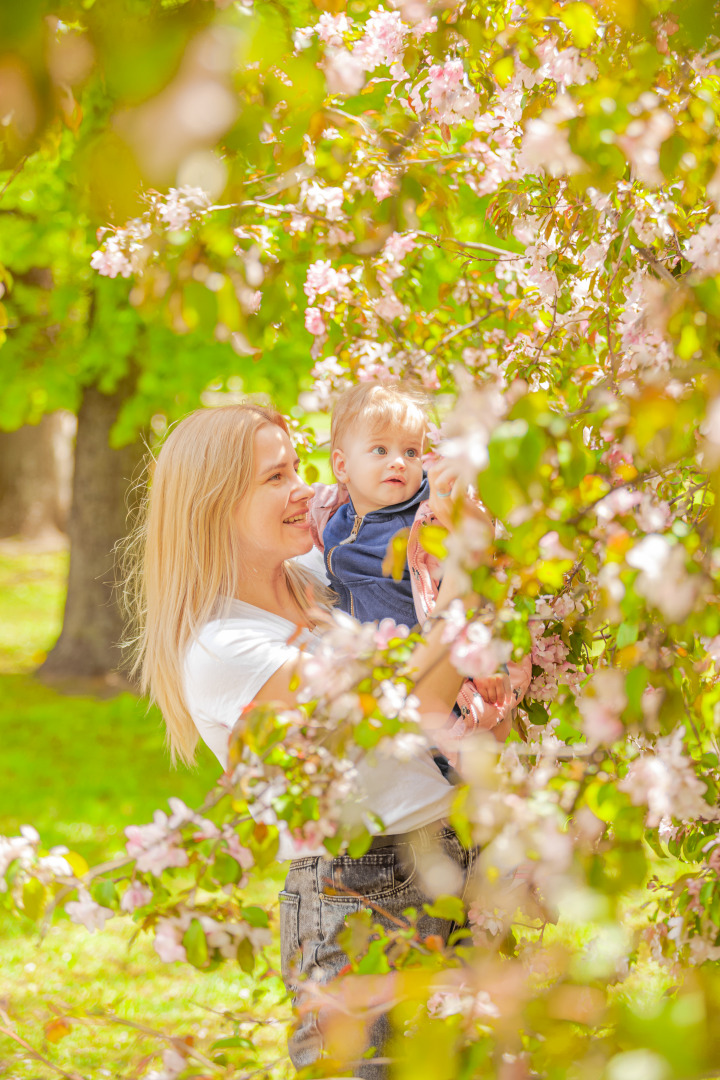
left=0, top=548, right=69, bottom=673
left=1, top=675, right=222, bottom=864
left=0, top=547, right=290, bottom=1078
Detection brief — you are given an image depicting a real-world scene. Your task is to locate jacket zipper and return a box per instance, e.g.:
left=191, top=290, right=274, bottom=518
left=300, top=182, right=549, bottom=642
left=325, top=515, right=364, bottom=622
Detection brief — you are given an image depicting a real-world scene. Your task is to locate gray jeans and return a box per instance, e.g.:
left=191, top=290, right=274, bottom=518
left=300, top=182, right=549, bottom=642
left=279, top=823, right=477, bottom=1079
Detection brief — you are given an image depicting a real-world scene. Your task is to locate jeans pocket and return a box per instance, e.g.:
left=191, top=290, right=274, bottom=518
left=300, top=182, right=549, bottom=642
left=324, top=852, right=396, bottom=899
left=279, top=890, right=301, bottom=984
left=317, top=894, right=364, bottom=978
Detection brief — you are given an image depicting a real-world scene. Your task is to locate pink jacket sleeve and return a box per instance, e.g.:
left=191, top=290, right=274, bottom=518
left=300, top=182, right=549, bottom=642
left=307, top=482, right=349, bottom=552
left=407, top=500, right=532, bottom=753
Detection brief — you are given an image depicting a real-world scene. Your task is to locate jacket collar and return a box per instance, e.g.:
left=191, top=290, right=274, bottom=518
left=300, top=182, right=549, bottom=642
left=346, top=474, right=430, bottom=519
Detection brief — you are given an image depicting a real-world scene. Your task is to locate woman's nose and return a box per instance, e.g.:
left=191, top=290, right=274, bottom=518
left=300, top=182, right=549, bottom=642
left=292, top=475, right=314, bottom=498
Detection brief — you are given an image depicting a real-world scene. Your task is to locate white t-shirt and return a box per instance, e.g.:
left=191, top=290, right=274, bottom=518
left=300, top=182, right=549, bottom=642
left=183, top=597, right=456, bottom=858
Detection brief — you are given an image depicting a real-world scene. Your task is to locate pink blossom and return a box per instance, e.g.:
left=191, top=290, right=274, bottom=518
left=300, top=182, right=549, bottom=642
left=374, top=291, right=406, bottom=321
left=293, top=25, right=314, bottom=51
left=423, top=59, right=479, bottom=125
left=156, top=186, right=210, bottom=231
left=375, top=618, right=410, bottom=650
left=120, top=882, right=153, bottom=913
left=305, top=307, right=326, bottom=336
left=153, top=918, right=188, bottom=963
left=371, top=170, right=397, bottom=202
left=619, top=728, right=719, bottom=827
left=379, top=231, right=415, bottom=281
left=304, top=259, right=352, bottom=304
left=316, top=12, right=351, bottom=44
left=0, top=832, right=39, bottom=889
left=535, top=39, right=598, bottom=86
left=66, top=890, right=114, bottom=933
left=451, top=622, right=511, bottom=680
left=627, top=535, right=699, bottom=622
left=90, top=238, right=132, bottom=279
left=354, top=10, right=407, bottom=72
left=685, top=214, right=720, bottom=276
left=324, top=48, right=366, bottom=96
left=221, top=827, right=254, bottom=869
left=125, top=812, right=189, bottom=876
left=529, top=623, right=581, bottom=701
left=303, top=182, right=345, bottom=221
left=618, top=108, right=674, bottom=187
left=577, top=668, right=626, bottom=745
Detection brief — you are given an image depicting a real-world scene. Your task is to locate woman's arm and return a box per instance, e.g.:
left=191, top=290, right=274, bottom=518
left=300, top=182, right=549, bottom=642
left=248, top=562, right=507, bottom=735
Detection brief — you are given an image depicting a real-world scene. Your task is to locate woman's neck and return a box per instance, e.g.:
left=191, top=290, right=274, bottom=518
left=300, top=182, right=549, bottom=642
left=234, top=561, right=311, bottom=626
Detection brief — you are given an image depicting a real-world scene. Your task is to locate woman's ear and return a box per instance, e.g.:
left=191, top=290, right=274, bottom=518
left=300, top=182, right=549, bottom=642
left=331, top=447, right=348, bottom=484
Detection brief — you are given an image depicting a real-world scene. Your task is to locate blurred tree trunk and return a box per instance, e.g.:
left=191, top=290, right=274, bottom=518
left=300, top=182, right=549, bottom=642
left=0, top=413, right=73, bottom=540
left=41, top=383, right=144, bottom=679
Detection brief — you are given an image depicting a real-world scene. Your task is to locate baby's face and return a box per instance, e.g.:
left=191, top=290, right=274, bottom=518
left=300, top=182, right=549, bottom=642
left=332, top=421, right=425, bottom=516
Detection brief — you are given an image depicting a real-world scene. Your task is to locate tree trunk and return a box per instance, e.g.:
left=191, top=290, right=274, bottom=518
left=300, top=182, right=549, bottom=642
left=0, top=413, right=74, bottom=540
left=40, top=384, right=144, bottom=679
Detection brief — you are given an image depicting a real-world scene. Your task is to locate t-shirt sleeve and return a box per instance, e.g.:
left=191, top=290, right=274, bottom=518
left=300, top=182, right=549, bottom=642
left=183, top=619, right=300, bottom=767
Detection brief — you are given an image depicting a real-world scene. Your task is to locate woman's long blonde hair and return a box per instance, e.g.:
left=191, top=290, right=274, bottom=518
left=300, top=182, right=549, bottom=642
left=121, top=404, right=327, bottom=767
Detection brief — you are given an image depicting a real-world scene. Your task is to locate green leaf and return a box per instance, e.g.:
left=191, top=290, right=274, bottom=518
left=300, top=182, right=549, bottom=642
left=525, top=699, right=549, bottom=725
left=240, top=905, right=269, bottom=929
left=183, top=918, right=210, bottom=969
left=356, top=937, right=391, bottom=975
left=237, top=935, right=255, bottom=975
left=213, top=853, right=242, bottom=886
left=617, top=622, right=639, bottom=649
left=211, top=1036, right=254, bottom=1050
left=423, top=894, right=465, bottom=923
left=91, top=880, right=118, bottom=908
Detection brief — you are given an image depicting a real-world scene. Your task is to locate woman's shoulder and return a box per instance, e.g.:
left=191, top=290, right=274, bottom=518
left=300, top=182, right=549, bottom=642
left=188, top=605, right=296, bottom=663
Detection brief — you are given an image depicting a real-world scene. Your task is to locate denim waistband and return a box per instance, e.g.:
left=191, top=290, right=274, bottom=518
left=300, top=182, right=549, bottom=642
left=367, top=820, right=456, bottom=852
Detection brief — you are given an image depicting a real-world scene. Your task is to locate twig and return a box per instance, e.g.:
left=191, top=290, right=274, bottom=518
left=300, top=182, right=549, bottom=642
left=97, top=1012, right=224, bottom=1073
left=0, top=1023, right=85, bottom=1080
left=634, top=245, right=679, bottom=287
left=429, top=308, right=505, bottom=354
left=0, top=155, right=27, bottom=201
left=605, top=231, right=630, bottom=386
left=416, top=230, right=516, bottom=259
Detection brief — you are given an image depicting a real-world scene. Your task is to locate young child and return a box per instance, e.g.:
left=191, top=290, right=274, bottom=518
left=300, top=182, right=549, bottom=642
left=308, top=381, right=531, bottom=749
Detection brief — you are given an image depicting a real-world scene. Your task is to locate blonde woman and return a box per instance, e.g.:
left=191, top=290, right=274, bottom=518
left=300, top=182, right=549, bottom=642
left=128, top=404, right=485, bottom=1080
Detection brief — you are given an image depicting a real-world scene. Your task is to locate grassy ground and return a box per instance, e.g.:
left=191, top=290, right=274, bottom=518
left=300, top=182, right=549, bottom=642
left=0, top=545, right=290, bottom=1079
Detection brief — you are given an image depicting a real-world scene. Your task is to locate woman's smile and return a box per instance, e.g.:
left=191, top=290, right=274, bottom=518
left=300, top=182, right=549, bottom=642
left=283, top=509, right=311, bottom=527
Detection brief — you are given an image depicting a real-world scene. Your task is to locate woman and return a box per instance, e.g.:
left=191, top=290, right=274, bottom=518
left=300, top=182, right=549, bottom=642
left=127, top=403, right=508, bottom=1079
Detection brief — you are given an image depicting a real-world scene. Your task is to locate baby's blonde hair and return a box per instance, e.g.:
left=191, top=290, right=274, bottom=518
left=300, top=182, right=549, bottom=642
left=330, top=381, right=429, bottom=453
left=120, top=404, right=329, bottom=767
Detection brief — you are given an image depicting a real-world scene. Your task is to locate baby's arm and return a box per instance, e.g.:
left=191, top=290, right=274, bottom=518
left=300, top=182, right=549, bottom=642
left=307, top=481, right=346, bottom=551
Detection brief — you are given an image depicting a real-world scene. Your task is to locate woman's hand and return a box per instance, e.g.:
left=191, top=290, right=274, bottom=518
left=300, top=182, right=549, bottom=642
left=474, top=671, right=511, bottom=707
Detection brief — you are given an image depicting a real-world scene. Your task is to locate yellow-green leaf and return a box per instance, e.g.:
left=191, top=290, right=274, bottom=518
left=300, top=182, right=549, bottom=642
left=382, top=528, right=410, bottom=581
left=23, top=877, right=47, bottom=921
left=64, top=851, right=89, bottom=878
left=419, top=524, right=448, bottom=559
left=492, top=55, right=514, bottom=88
left=560, top=2, right=598, bottom=47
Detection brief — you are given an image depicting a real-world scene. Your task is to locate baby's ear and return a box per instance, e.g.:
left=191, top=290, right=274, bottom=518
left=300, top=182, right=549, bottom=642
left=331, top=447, right=348, bottom=483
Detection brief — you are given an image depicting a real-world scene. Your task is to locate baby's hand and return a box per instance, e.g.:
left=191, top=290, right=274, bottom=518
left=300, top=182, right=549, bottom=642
left=474, top=672, right=511, bottom=708
left=427, top=459, right=493, bottom=533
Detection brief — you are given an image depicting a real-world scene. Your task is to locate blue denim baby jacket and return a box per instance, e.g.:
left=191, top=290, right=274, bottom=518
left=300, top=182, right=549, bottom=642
left=321, top=475, right=430, bottom=628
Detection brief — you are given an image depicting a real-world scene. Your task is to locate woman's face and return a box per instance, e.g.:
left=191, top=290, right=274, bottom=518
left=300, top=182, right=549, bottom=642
left=234, top=424, right=314, bottom=567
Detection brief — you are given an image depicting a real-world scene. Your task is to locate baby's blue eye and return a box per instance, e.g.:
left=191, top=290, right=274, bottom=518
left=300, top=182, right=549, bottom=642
left=406, top=449, right=418, bottom=458
left=371, top=446, right=387, bottom=456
